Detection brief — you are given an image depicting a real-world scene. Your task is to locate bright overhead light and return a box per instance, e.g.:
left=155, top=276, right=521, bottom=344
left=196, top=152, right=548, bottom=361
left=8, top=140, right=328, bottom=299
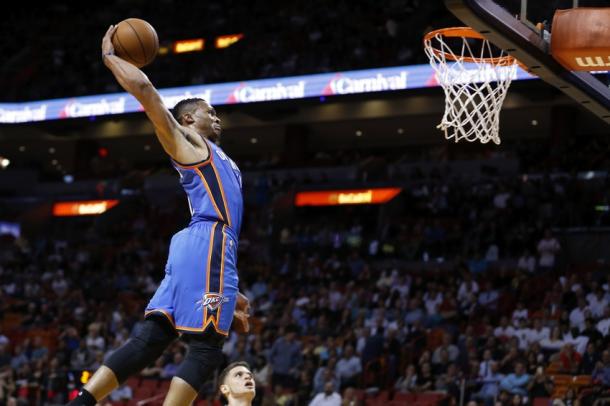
left=0, top=158, right=9, bottom=168
left=397, top=128, right=404, bottom=134
left=355, top=130, right=363, bottom=137
left=250, top=137, right=258, bottom=144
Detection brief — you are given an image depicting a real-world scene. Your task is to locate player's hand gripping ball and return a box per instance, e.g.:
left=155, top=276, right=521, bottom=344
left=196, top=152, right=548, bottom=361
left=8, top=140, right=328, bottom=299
left=232, top=292, right=250, bottom=334
left=110, top=18, right=159, bottom=68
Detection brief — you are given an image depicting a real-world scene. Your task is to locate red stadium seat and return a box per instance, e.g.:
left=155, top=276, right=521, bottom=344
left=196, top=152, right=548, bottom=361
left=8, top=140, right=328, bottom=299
left=533, top=398, right=552, bottom=406
left=416, top=392, right=447, bottom=404
left=393, top=392, right=417, bottom=403
left=125, top=376, right=141, bottom=389
left=364, top=390, right=389, bottom=406
left=133, top=380, right=158, bottom=400
left=426, top=328, right=446, bottom=350
left=352, top=389, right=365, bottom=401
left=158, top=380, right=171, bottom=394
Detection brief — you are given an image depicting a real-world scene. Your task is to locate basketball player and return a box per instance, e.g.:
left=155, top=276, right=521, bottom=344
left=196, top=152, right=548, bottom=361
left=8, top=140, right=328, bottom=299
left=218, top=361, right=256, bottom=406
left=67, top=25, right=249, bottom=406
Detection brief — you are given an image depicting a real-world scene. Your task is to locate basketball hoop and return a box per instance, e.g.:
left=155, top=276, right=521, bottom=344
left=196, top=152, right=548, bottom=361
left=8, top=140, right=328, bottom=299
left=424, top=27, right=519, bottom=145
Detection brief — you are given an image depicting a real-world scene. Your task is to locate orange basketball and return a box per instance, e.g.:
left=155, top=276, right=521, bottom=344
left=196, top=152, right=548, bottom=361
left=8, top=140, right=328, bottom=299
left=111, top=18, right=159, bottom=68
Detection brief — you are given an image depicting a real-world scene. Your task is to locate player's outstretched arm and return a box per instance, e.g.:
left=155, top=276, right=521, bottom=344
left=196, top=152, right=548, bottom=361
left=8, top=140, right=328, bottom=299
left=101, top=25, right=205, bottom=163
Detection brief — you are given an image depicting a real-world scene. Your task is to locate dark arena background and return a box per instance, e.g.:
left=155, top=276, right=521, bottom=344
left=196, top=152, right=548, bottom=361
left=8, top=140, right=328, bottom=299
left=1, top=1, right=610, bottom=405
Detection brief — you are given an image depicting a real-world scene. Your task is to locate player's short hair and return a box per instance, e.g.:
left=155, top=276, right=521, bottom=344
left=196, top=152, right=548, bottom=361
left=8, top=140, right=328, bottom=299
left=172, top=98, right=206, bottom=124
left=219, top=361, right=251, bottom=385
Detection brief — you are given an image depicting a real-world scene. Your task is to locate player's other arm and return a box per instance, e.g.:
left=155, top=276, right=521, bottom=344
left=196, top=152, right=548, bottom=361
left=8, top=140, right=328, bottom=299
left=232, top=292, right=250, bottom=334
left=101, top=25, right=206, bottom=164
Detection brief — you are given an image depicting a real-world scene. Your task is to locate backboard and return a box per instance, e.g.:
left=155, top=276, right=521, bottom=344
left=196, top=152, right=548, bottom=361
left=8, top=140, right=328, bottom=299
left=445, top=0, right=610, bottom=124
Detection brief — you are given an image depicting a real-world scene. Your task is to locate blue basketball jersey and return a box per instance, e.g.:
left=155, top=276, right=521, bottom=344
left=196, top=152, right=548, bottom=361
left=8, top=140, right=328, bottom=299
left=172, top=140, right=243, bottom=238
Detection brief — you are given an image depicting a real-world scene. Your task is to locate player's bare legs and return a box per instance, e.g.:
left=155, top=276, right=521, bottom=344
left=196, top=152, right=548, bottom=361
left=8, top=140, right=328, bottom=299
left=163, top=377, right=199, bottom=406
left=80, top=366, right=119, bottom=400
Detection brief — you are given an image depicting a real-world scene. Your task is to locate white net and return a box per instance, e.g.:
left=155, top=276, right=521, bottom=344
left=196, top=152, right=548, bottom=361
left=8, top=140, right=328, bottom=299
left=424, top=28, right=518, bottom=145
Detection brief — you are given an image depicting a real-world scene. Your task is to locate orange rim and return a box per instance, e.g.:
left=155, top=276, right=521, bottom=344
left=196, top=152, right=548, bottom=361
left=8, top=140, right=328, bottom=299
left=424, top=27, right=517, bottom=66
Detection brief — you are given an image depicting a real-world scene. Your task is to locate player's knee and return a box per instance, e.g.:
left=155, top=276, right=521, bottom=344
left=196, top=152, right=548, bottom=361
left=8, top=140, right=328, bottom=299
left=104, top=316, right=177, bottom=383
left=175, top=334, right=224, bottom=391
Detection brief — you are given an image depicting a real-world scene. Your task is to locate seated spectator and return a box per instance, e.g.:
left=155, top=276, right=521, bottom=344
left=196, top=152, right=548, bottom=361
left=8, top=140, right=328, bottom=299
left=540, top=326, right=565, bottom=352
left=432, top=347, right=452, bottom=375
left=569, top=298, right=590, bottom=332
left=140, top=357, right=164, bottom=379
left=592, top=350, right=610, bottom=387
left=500, top=341, right=522, bottom=374
left=296, top=371, right=314, bottom=406
left=586, top=288, right=608, bottom=318
left=551, top=386, right=577, bottom=406
left=0, top=329, right=8, bottom=349
left=404, top=298, right=425, bottom=325
left=527, top=366, right=553, bottom=399
left=537, top=229, right=560, bottom=271
left=513, top=318, right=532, bottom=351
left=335, top=345, right=361, bottom=390
left=472, top=361, right=503, bottom=406
left=313, top=358, right=339, bottom=395
left=581, top=318, right=603, bottom=345
left=596, top=307, right=610, bottom=336
left=580, top=342, right=599, bottom=375
left=495, top=316, right=516, bottom=341
left=416, top=362, right=434, bottom=392
left=109, top=384, right=133, bottom=402
left=435, top=363, right=461, bottom=401
left=9, top=346, right=28, bottom=371
left=341, top=387, right=363, bottom=406
left=432, top=333, right=459, bottom=365
left=30, top=336, right=48, bottom=362
left=500, top=361, right=530, bottom=397
left=479, top=349, right=496, bottom=379
left=558, top=343, right=582, bottom=375
left=510, top=393, right=526, bottom=405
left=309, top=381, right=342, bottom=406
left=478, top=282, right=499, bottom=311
left=563, top=327, right=589, bottom=356
left=161, top=352, right=183, bottom=379
left=457, top=273, right=479, bottom=303
left=439, top=291, right=459, bottom=322
left=252, top=355, right=271, bottom=389
left=394, top=364, right=417, bottom=393
left=269, top=326, right=302, bottom=390
left=85, top=323, right=105, bottom=354
left=70, top=340, right=93, bottom=371
left=517, top=249, right=536, bottom=273
left=528, top=318, right=551, bottom=347
left=512, top=302, right=529, bottom=327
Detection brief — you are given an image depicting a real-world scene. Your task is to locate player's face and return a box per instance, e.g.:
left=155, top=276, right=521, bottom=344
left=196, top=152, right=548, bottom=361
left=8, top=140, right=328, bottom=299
left=193, top=101, right=221, bottom=142
left=221, top=366, right=256, bottom=400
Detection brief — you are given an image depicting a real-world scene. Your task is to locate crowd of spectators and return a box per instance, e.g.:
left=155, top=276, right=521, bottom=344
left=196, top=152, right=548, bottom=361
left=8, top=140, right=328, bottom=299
left=0, top=0, right=458, bottom=102
left=0, top=159, right=610, bottom=405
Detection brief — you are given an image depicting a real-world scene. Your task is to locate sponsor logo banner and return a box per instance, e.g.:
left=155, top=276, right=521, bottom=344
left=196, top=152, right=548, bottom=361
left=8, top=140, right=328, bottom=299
left=0, top=65, right=534, bottom=123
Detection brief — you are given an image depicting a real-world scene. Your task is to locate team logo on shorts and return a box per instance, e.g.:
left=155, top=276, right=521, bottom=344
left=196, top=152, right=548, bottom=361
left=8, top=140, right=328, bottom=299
left=198, top=293, right=229, bottom=312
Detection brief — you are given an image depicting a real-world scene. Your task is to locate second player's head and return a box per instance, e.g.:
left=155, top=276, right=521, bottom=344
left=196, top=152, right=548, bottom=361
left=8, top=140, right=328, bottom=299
left=172, top=98, right=222, bottom=143
left=219, top=361, right=256, bottom=404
